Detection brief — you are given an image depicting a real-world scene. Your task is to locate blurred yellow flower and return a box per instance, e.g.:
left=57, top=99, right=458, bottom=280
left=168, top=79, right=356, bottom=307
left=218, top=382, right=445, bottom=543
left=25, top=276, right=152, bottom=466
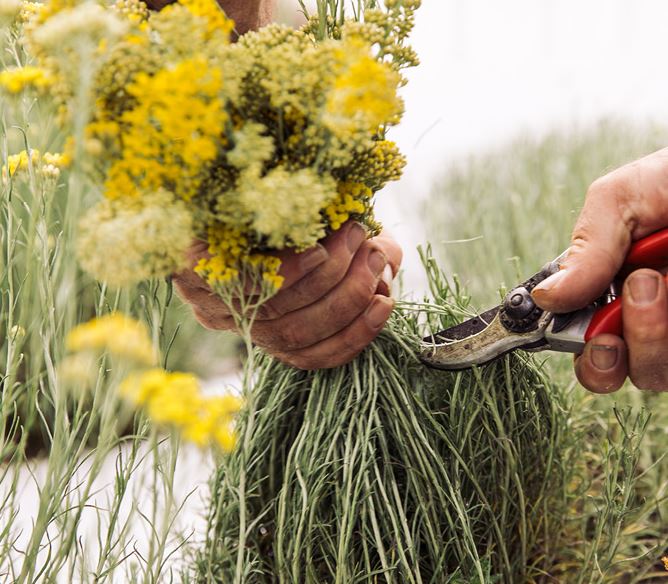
left=66, top=313, right=157, bottom=367
left=120, top=368, right=242, bottom=451
left=0, top=0, right=22, bottom=25
left=1, top=148, right=69, bottom=184
left=0, top=66, right=51, bottom=93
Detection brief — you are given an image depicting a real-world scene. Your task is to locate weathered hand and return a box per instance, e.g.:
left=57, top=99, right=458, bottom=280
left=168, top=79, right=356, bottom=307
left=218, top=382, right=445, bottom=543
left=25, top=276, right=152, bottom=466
left=173, top=221, right=402, bottom=370
left=532, top=148, right=668, bottom=393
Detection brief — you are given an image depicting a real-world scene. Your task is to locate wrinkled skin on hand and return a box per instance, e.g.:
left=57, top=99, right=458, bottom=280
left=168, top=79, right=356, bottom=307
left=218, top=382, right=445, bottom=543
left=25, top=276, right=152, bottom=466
left=533, top=148, right=668, bottom=393
left=173, top=222, right=402, bottom=370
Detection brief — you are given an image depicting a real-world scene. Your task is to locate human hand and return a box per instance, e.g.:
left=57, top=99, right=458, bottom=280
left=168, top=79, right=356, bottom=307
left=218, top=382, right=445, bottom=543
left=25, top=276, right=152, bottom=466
left=532, top=148, right=668, bottom=393
left=172, top=221, right=402, bottom=370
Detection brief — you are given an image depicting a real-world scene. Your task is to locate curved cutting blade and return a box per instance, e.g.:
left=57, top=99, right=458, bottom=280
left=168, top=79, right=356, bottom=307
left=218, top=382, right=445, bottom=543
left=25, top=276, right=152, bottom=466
left=420, top=308, right=551, bottom=370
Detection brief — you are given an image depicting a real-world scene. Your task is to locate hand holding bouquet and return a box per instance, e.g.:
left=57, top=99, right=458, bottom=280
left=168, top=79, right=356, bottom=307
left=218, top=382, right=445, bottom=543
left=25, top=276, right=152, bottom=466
left=3, top=0, right=420, bottom=366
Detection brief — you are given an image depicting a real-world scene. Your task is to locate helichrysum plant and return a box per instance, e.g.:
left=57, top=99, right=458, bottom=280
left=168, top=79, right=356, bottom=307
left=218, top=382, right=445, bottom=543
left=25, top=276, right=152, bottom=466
left=4, top=0, right=419, bottom=299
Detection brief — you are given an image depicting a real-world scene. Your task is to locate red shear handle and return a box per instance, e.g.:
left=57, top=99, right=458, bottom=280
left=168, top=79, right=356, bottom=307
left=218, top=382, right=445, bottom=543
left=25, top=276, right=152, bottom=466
left=585, top=299, right=622, bottom=341
left=584, top=227, right=668, bottom=341
left=624, top=227, right=668, bottom=270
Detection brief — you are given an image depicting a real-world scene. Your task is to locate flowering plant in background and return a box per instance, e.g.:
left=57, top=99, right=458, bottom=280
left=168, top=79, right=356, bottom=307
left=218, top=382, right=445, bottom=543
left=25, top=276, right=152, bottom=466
left=3, top=0, right=419, bottom=300
left=62, top=313, right=242, bottom=451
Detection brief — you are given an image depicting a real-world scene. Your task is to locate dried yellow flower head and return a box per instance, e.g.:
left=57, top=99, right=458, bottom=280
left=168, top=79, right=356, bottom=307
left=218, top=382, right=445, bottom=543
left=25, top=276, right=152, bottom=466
left=77, top=190, right=193, bottom=288
left=324, top=40, right=403, bottom=138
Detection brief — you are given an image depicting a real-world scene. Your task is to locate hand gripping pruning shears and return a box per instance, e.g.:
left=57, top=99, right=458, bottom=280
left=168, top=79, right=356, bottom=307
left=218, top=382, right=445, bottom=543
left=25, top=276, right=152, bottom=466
left=420, top=228, right=668, bottom=370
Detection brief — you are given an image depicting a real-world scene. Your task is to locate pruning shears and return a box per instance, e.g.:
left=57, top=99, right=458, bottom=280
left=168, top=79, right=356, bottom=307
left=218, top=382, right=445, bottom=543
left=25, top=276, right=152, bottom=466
left=420, top=228, right=668, bottom=370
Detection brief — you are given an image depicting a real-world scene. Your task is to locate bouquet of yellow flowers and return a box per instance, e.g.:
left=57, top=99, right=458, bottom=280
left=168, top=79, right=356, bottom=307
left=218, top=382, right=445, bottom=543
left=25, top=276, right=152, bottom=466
left=3, top=0, right=419, bottom=299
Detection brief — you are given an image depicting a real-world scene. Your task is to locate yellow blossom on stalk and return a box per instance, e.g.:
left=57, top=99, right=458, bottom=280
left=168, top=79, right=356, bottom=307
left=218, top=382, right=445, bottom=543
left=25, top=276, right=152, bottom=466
left=103, top=57, right=225, bottom=201
left=66, top=313, right=157, bottom=367
left=18, top=1, right=41, bottom=24
left=120, top=368, right=242, bottom=451
left=0, top=66, right=51, bottom=94
left=324, top=40, right=403, bottom=137
left=195, top=224, right=246, bottom=287
left=663, top=556, right=668, bottom=571
left=325, top=182, right=372, bottom=231
left=1, top=148, right=69, bottom=183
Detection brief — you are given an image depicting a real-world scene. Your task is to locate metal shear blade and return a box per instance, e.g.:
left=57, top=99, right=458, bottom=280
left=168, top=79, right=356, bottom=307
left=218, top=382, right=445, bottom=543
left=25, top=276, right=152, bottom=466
left=420, top=308, right=551, bottom=370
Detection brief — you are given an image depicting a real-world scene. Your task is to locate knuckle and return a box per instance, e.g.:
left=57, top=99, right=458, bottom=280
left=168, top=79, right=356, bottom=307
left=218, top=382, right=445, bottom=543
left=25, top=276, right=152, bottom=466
left=276, top=321, right=309, bottom=351
left=586, top=169, right=628, bottom=200
left=332, top=279, right=375, bottom=317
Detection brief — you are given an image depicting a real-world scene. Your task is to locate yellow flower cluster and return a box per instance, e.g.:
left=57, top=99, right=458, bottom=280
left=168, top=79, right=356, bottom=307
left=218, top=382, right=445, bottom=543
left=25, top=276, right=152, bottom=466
left=194, top=223, right=285, bottom=291
left=12, top=0, right=420, bottom=299
left=112, top=0, right=148, bottom=24
left=120, top=368, right=241, bottom=451
left=66, top=313, right=157, bottom=367
left=663, top=556, right=668, bottom=571
left=2, top=148, right=70, bottom=183
left=0, top=65, right=51, bottom=93
left=324, top=41, right=403, bottom=138
left=162, top=0, right=233, bottom=41
left=325, top=182, right=372, bottom=231
left=196, top=224, right=246, bottom=286
left=62, top=312, right=242, bottom=450
left=104, top=57, right=226, bottom=202
left=77, top=190, right=194, bottom=287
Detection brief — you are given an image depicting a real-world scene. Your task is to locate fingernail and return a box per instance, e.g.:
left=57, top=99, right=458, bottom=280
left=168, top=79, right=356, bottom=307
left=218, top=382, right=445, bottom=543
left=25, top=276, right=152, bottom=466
left=347, top=223, right=366, bottom=253
left=591, top=345, right=618, bottom=371
left=628, top=273, right=660, bottom=304
left=365, top=297, right=393, bottom=329
left=299, top=245, right=328, bottom=273
left=381, top=264, right=394, bottom=296
left=532, top=268, right=568, bottom=296
left=367, top=250, right=387, bottom=276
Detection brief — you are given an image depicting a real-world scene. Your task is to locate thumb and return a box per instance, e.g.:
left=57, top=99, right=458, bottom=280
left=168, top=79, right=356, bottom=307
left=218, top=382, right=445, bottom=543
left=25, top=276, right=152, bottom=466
left=533, top=148, right=668, bottom=313
left=532, top=178, right=633, bottom=313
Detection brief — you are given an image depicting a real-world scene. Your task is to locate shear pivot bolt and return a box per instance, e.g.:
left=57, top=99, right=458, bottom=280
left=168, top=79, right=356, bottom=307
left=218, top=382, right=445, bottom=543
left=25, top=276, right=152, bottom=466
left=503, top=287, right=535, bottom=319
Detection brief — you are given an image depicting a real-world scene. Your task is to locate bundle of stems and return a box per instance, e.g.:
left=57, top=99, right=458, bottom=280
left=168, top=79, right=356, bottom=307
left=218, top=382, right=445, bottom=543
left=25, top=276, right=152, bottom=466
left=197, top=251, right=573, bottom=583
